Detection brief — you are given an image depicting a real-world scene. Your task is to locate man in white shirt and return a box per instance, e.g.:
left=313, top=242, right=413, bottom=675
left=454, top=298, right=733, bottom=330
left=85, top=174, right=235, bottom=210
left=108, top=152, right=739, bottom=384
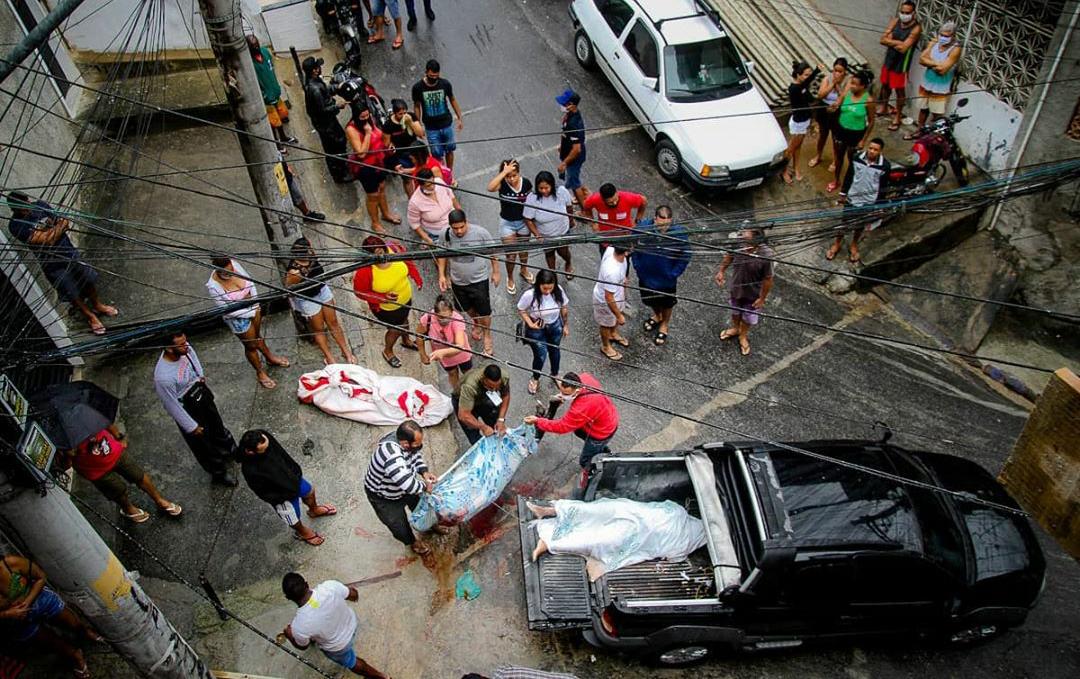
left=591, top=245, right=630, bottom=361
left=281, top=572, right=389, bottom=677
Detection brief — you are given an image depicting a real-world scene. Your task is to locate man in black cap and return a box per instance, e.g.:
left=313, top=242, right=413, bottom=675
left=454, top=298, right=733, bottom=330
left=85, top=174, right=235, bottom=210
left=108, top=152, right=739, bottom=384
left=303, top=57, right=351, bottom=183
left=556, top=89, right=588, bottom=205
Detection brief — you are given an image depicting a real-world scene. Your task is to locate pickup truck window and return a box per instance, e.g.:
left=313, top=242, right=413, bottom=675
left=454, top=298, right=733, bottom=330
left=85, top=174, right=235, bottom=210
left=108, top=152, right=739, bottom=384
left=623, top=19, right=659, bottom=78
left=663, top=38, right=750, bottom=102
left=593, top=0, right=634, bottom=38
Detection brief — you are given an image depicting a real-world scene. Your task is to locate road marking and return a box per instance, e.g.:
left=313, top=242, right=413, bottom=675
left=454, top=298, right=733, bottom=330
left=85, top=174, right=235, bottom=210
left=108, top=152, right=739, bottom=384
left=631, top=299, right=880, bottom=451
left=455, top=124, right=638, bottom=183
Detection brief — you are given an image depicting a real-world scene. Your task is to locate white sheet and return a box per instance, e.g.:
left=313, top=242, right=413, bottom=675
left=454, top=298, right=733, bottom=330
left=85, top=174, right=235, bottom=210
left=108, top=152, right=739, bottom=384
left=535, top=498, right=707, bottom=580
left=296, top=364, right=452, bottom=427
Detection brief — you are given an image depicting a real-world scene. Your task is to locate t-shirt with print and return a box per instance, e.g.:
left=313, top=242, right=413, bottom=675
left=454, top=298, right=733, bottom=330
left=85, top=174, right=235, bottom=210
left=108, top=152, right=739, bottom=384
left=412, top=77, right=455, bottom=131
left=438, top=224, right=496, bottom=286
left=289, top=580, right=357, bottom=653
left=559, top=110, right=586, bottom=163
left=73, top=429, right=124, bottom=481
left=523, top=186, right=574, bottom=237
left=517, top=286, right=569, bottom=324
left=582, top=191, right=645, bottom=233
left=592, top=246, right=628, bottom=306
left=498, top=176, right=532, bottom=221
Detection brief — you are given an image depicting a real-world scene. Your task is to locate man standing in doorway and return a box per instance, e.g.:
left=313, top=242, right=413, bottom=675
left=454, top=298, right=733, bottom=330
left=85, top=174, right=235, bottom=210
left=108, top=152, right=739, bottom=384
left=878, top=1, right=922, bottom=131
left=631, top=205, right=691, bottom=346
left=452, top=363, right=511, bottom=445
left=437, top=209, right=500, bottom=355
left=281, top=572, right=389, bottom=678
left=246, top=34, right=297, bottom=147
left=715, top=229, right=774, bottom=357
left=364, top=420, right=438, bottom=555
left=556, top=89, right=589, bottom=205
left=412, top=59, right=464, bottom=170
left=153, top=330, right=238, bottom=486
left=592, top=244, right=631, bottom=361
left=302, top=56, right=352, bottom=183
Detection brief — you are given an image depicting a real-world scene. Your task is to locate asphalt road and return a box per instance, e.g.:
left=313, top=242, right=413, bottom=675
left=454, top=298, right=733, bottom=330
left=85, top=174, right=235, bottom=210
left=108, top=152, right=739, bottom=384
left=56, top=1, right=1079, bottom=677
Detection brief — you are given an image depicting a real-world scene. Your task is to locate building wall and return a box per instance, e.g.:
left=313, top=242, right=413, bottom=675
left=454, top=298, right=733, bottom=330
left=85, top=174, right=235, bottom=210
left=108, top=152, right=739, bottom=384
left=1, top=0, right=85, bottom=365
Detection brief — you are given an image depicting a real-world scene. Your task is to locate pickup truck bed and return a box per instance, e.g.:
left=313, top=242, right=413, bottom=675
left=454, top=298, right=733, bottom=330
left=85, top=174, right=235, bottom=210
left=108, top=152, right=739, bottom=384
left=603, top=550, right=717, bottom=602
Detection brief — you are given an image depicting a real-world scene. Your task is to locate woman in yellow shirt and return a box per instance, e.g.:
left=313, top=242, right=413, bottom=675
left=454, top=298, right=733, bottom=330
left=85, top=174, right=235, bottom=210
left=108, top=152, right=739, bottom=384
left=353, top=236, right=423, bottom=368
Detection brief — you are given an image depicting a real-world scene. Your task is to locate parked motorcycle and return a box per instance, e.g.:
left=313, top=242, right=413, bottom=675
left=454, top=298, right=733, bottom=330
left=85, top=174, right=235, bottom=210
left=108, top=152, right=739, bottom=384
left=885, top=98, right=971, bottom=199
left=332, top=0, right=365, bottom=72
left=331, top=63, right=388, bottom=128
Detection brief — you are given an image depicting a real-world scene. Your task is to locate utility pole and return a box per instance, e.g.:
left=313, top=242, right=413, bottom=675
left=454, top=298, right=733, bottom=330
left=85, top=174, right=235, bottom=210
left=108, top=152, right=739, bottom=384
left=195, top=0, right=300, bottom=266
left=0, top=471, right=211, bottom=678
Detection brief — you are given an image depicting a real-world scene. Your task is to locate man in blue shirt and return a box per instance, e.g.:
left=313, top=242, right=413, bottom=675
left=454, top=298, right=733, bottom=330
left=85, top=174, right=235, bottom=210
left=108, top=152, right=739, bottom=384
left=631, top=205, right=691, bottom=346
left=5, top=192, right=117, bottom=335
left=556, top=89, right=589, bottom=205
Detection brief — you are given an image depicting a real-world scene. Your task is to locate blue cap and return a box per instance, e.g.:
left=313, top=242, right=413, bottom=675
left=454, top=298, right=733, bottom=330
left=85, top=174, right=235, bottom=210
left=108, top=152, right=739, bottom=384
left=556, top=89, right=581, bottom=106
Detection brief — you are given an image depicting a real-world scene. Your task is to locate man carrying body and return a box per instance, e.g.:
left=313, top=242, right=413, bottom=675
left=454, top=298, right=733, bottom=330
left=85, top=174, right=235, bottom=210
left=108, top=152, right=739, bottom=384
left=452, top=363, right=510, bottom=446
left=153, top=330, right=238, bottom=486
left=364, top=420, right=438, bottom=555
left=281, top=572, right=389, bottom=677
left=437, top=209, right=500, bottom=355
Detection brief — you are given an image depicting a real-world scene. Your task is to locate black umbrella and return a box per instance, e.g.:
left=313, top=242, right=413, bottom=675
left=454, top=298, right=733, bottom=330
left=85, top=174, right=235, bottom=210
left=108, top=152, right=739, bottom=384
left=29, top=381, right=119, bottom=449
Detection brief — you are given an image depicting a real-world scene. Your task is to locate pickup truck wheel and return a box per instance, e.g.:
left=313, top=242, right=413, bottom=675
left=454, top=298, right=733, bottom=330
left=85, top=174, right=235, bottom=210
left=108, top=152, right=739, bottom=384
left=655, top=139, right=682, bottom=182
left=574, top=30, right=596, bottom=70
left=646, top=643, right=712, bottom=667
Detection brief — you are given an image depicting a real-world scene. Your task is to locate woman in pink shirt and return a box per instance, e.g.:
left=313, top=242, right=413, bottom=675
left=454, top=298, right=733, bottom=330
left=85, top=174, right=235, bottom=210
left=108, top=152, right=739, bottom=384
left=416, top=294, right=473, bottom=390
left=407, top=168, right=461, bottom=246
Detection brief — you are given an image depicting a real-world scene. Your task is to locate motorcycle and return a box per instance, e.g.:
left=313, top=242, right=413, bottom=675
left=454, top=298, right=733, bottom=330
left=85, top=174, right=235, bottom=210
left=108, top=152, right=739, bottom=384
left=332, top=0, right=365, bottom=72
left=331, top=63, right=388, bottom=128
left=884, top=98, right=971, bottom=199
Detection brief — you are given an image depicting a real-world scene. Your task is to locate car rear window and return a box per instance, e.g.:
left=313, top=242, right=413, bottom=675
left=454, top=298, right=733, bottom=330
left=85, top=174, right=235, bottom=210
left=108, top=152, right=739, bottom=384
left=756, top=449, right=922, bottom=551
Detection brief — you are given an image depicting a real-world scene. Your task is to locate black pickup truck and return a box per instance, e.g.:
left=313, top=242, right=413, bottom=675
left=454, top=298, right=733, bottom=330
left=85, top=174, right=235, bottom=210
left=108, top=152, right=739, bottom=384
left=517, top=440, right=1045, bottom=667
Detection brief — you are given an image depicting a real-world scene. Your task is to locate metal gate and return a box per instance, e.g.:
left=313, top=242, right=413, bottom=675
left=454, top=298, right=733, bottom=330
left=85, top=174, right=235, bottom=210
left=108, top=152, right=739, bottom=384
left=916, top=0, right=1068, bottom=111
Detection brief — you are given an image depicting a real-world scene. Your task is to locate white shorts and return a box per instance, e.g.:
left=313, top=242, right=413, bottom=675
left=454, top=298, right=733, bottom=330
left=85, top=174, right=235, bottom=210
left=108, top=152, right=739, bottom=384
left=592, top=299, right=625, bottom=328
left=788, top=117, right=811, bottom=136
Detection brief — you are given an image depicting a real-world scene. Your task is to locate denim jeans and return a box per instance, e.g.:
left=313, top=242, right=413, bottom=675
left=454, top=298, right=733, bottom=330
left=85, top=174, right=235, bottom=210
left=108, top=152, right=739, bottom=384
left=575, top=428, right=614, bottom=469
left=524, top=318, right=563, bottom=381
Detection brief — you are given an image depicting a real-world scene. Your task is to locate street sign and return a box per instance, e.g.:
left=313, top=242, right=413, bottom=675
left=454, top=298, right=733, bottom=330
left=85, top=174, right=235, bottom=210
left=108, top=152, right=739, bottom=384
left=0, top=374, right=29, bottom=430
left=18, top=420, right=57, bottom=480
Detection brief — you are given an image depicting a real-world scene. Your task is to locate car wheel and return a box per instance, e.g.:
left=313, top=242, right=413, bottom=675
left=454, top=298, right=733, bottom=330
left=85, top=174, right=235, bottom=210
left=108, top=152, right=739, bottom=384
left=945, top=623, right=1003, bottom=646
left=646, top=643, right=713, bottom=667
left=574, top=30, right=596, bottom=70
left=655, top=139, right=682, bottom=182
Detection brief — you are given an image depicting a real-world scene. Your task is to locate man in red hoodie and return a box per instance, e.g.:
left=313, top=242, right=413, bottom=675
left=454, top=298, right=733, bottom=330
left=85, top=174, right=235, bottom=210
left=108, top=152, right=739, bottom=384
left=524, top=372, right=619, bottom=489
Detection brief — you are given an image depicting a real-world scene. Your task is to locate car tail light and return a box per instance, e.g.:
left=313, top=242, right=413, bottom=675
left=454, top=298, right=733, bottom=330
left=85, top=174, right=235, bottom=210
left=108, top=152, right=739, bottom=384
left=600, top=608, right=618, bottom=637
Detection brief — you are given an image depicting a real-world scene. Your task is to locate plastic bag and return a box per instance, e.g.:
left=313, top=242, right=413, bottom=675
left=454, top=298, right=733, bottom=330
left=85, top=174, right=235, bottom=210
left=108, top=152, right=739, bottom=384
left=409, top=425, right=538, bottom=531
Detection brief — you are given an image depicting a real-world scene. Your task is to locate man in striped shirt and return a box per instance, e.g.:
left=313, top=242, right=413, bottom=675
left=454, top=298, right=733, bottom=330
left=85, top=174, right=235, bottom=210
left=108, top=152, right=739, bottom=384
left=364, top=420, right=437, bottom=555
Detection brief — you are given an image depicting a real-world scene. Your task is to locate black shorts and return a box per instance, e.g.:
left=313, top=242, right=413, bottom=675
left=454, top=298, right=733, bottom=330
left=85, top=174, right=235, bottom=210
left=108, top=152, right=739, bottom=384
left=815, top=106, right=838, bottom=133
left=374, top=304, right=410, bottom=329
left=356, top=164, right=385, bottom=194
left=640, top=285, right=678, bottom=310
left=451, top=281, right=492, bottom=317
left=834, top=125, right=865, bottom=148
left=45, top=261, right=98, bottom=302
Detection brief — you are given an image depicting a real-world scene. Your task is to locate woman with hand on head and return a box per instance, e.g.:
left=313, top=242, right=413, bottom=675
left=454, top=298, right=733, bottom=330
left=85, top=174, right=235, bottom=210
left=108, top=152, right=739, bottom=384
left=487, top=159, right=533, bottom=294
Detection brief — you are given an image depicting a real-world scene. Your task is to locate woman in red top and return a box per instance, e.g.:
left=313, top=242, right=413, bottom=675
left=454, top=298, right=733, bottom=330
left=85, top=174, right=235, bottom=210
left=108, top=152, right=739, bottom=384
left=346, top=103, right=400, bottom=233
left=63, top=424, right=181, bottom=523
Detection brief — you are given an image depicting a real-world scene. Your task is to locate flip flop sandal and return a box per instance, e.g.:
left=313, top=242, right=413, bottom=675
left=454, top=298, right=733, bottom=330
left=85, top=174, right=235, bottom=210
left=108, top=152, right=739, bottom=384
left=719, top=328, right=738, bottom=341
left=90, top=323, right=106, bottom=336
left=564, top=266, right=574, bottom=280
left=601, top=349, right=623, bottom=361
left=383, top=353, right=402, bottom=369
left=611, top=336, right=630, bottom=347
left=528, top=379, right=539, bottom=395
left=309, top=503, right=338, bottom=518
left=268, top=356, right=291, bottom=367
left=257, top=374, right=277, bottom=389
left=411, top=541, right=431, bottom=555
left=392, top=37, right=404, bottom=50
left=807, top=158, right=821, bottom=168
left=643, top=318, right=658, bottom=333
left=121, top=508, right=150, bottom=523
left=294, top=532, right=325, bottom=546
left=826, top=181, right=839, bottom=193
left=825, top=247, right=840, bottom=261
left=157, top=502, right=183, bottom=517
left=97, top=305, right=119, bottom=317
left=740, top=340, right=752, bottom=356
left=888, top=122, right=901, bottom=131
left=384, top=213, right=403, bottom=225
left=400, top=340, right=419, bottom=351
left=367, top=36, right=385, bottom=44
left=520, top=270, right=535, bottom=283
left=654, top=332, right=668, bottom=346
left=506, top=281, right=516, bottom=295
left=73, top=665, right=92, bottom=679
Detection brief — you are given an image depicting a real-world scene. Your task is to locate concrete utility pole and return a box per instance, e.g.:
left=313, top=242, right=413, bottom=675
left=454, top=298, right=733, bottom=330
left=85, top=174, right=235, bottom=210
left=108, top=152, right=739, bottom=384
left=0, top=471, right=211, bottom=678
left=195, top=0, right=299, bottom=263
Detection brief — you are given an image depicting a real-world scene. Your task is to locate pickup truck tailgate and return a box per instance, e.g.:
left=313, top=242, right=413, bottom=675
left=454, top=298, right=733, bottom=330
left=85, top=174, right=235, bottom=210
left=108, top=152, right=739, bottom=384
left=517, top=496, right=592, bottom=630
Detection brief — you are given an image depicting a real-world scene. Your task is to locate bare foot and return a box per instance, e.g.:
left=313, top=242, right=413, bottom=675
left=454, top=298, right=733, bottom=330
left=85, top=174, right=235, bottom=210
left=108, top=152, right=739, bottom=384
left=94, top=303, right=118, bottom=317
left=344, top=352, right=358, bottom=365
left=739, top=337, right=751, bottom=356
left=526, top=500, right=556, bottom=519
left=257, top=372, right=277, bottom=389
left=471, top=326, right=483, bottom=341
left=532, top=538, right=549, bottom=562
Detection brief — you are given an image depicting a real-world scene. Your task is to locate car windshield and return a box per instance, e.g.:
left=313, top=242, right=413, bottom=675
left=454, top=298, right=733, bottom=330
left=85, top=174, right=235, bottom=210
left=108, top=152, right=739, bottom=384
left=663, top=38, right=751, bottom=103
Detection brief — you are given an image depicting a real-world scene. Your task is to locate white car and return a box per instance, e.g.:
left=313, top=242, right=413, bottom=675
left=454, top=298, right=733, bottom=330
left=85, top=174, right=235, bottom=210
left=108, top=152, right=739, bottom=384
left=570, top=0, right=788, bottom=190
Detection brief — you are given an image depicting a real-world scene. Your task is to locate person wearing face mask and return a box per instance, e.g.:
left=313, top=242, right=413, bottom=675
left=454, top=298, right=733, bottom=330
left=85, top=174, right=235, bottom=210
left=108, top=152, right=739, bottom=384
left=914, top=22, right=963, bottom=133
left=878, top=1, right=922, bottom=131
left=412, top=59, right=464, bottom=170
left=417, top=294, right=474, bottom=391
left=831, top=137, right=892, bottom=264
left=407, top=168, right=461, bottom=245
left=382, top=98, right=426, bottom=196
left=556, top=89, right=589, bottom=205
left=782, top=60, right=823, bottom=184
left=452, top=363, right=511, bottom=446
left=809, top=58, right=849, bottom=172
left=522, top=170, right=575, bottom=280
left=345, top=102, right=399, bottom=233
left=364, top=420, right=439, bottom=555
left=302, top=56, right=351, bottom=183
